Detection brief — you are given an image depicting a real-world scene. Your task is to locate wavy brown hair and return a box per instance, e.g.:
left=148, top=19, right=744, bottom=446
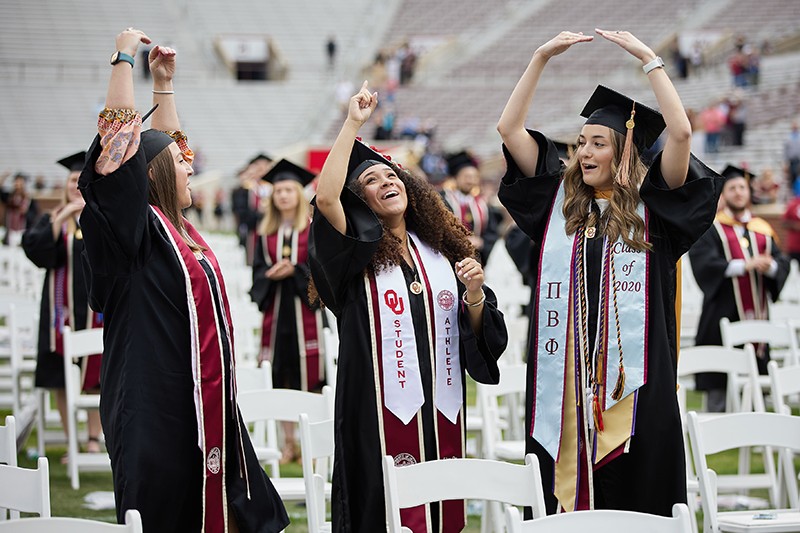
left=308, top=162, right=477, bottom=306
left=148, top=147, right=203, bottom=252
left=562, top=128, right=651, bottom=251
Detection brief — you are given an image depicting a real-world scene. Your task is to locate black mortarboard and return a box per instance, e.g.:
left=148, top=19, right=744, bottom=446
left=580, top=85, right=666, bottom=152
left=249, top=153, right=274, bottom=165
left=346, top=139, right=392, bottom=185
left=141, top=129, right=175, bottom=164
left=720, top=164, right=755, bottom=183
left=553, top=140, right=577, bottom=161
left=57, top=151, right=87, bottom=172
left=445, top=151, right=478, bottom=177
left=261, top=158, right=315, bottom=187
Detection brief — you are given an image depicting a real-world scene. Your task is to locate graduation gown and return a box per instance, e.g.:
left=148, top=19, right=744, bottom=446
left=250, top=227, right=324, bottom=391
left=22, top=213, right=97, bottom=388
left=689, top=216, right=790, bottom=390
left=498, top=130, right=722, bottom=516
left=308, top=189, right=507, bottom=533
left=440, top=190, right=499, bottom=265
left=78, top=136, right=289, bottom=533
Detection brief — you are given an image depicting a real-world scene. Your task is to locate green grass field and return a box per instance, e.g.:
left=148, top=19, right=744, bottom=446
left=5, top=386, right=798, bottom=532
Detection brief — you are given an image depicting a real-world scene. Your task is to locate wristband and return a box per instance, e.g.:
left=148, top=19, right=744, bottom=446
left=642, top=56, right=665, bottom=74
left=462, top=289, right=486, bottom=307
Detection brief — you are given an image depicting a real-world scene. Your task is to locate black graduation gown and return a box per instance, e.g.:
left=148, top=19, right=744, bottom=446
left=249, top=232, right=321, bottom=390
left=498, top=130, right=723, bottom=516
left=308, top=189, right=507, bottom=533
left=22, top=213, right=91, bottom=388
left=689, top=222, right=790, bottom=389
left=78, top=136, right=289, bottom=533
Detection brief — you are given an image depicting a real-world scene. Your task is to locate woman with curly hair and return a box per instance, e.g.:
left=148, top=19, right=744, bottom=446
left=497, top=30, right=722, bottom=516
left=309, top=81, right=507, bottom=533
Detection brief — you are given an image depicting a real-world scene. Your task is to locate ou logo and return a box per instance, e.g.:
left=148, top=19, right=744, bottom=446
left=384, top=290, right=405, bottom=315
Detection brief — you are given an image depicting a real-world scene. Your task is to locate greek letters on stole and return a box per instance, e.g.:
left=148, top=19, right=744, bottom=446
left=365, top=232, right=465, bottom=532
left=533, top=182, right=649, bottom=461
left=152, top=206, right=249, bottom=533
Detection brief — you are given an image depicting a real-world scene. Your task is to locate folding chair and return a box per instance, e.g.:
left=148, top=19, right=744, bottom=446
left=0, top=416, right=15, bottom=467
left=237, top=386, right=334, bottom=502
left=0, top=509, right=142, bottom=532
left=505, top=502, right=694, bottom=533
left=720, top=317, right=800, bottom=370
left=767, top=361, right=800, bottom=416
left=687, top=411, right=800, bottom=532
left=299, top=414, right=334, bottom=533
left=62, top=327, right=110, bottom=489
left=0, top=457, right=50, bottom=520
left=382, top=454, right=546, bottom=533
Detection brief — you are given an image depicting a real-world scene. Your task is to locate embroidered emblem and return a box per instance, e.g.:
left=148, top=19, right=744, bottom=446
left=207, top=447, right=221, bottom=474
left=394, top=452, right=417, bottom=467
left=437, top=289, right=455, bottom=311
left=384, top=290, right=405, bottom=315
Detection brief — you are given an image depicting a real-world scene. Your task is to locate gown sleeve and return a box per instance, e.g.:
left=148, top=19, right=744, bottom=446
left=497, top=130, right=564, bottom=244
left=688, top=226, right=729, bottom=301
left=766, top=240, right=791, bottom=303
left=249, top=235, right=275, bottom=311
left=639, top=152, right=724, bottom=262
left=308, top=188, right=383, bottom=315
left=21, top=213, right=64, bottom=270
left=458, top=284, right=506, bottom=385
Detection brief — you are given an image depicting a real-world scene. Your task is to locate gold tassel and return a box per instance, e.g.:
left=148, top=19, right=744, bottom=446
left=593, top=394, right=604, bottom=432
left=611, top=363, right=626, bottom=401
left=613, top=105, right=636, bottom=187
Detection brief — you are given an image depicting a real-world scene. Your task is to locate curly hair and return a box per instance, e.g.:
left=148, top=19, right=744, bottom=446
left=308, top=162, right=478, bottom=306
left=562, top=128, right=652, bottom=251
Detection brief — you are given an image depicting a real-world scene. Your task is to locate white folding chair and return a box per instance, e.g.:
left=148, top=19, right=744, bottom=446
left=237, top=386, right=334, bottom=502
left=720, top=317, right=800, bottom=369
left=8, top=302, right=38, bottom=420
left=0, top=416, right=15, bottom=468
left=382, top=453, right=546, bottom=533
left=0, top=509, right=142, bottom=532
left=62, top=327, right=110, bottom=489
left=0, top=457, right=50, bottom=520
left=687, top=411, right=800, bottom=533
left=505, top=502, right=694, bottom=533
left=477, top=362, right=527, bottom=532
left=299, top=414, right=334, bottom=533
left=768, top=361, right=800, bottom=416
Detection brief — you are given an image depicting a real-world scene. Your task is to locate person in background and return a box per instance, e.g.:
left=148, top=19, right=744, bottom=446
left=497, top=29, right=722, bottom=516
left=22, top=151, right=103, bottom=462
left=250, top=158, right=324, bottom=464
left=691, top=164, right=790, bottom=411
left=78, top=28, right=288, bottom=532
left=1, top=172, right=39, bottom=246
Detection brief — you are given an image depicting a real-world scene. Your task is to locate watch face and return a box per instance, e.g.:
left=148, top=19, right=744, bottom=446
left=110, top=51, right=119, bottom=64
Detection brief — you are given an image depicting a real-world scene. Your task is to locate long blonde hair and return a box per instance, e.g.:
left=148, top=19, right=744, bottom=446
left=257, top=180, right=310, bottom=236
left=562, top=128, right=651, bottom=251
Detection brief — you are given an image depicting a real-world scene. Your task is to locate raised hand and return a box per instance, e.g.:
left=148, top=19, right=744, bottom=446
left=149, top=46, right=176, bottom=84
left=535, top=31, right=593, bottom=60
left=456, top=257, right=484, bottom=294
left=347, top=81, right=378, bottom=127
left=115, top=28, right=151, bottom=57
left=595, top=29, right=656, bottom=63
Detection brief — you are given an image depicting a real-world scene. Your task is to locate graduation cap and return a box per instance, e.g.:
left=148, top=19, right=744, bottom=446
left=141, top=130, right=175, bottom=164
left=445, top=151, right=478, bottom=177
left=249, top=153, right=274, bottom=165
left=580, top=85, right=666, bottom=153
left=57, top=151, right=87, bottom=172
left=261, top=158, right=315, bottom=187
left=552, top=140, right=577, bottom=161
left=346, top=138, right=393, bottom=185
left=720, top=164, right=755, bottom=183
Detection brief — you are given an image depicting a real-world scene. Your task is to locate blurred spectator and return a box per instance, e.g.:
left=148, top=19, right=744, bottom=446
left=783, top=193, right=800, bottom=268
left=1, top=172, right=39, bottom=245
left=670, top=39, right=688, bottom=79
left=687, top=108, right=706, bottom=160
left=785, top=121, right=800, bottom=187
left=399, top=43, right=417, bottom=85
left=752, top=167, right=779, bottom=204
left=727, top=91, right=747, bottom=146
left=373, top=105, right=395, bottom=140
left=33, top=174, right=47, bottom=192
left=700, top=101, right=727, bottom=153
left=326, top=36, right=337, bottom=70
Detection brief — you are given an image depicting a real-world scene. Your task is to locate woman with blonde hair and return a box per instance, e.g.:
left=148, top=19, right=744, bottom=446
left=250, top=159, right=324, bottom=464
left=497, top=29, right=722, bottom=516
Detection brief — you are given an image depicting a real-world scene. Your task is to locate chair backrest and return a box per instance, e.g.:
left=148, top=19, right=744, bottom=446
left=505, top=502, right=694, bottom=533
left=686, top=411, right=800, bottom=532
left=0, top=509, right=142, bottom=532
left=677, top=344, right=764, bottom=412
left=0, top=457, right=50, bottom=519
left=478, top=362, right=527, bottom=458
left=299, top=414, right=334, bottom=533
left=235, top=362, right=273, bottom=393
left=0, top=416, right=16, bottom=467
left=767, top=360, right=800, bottom=415
left=720, top=317, right=800, bottom=366
left=382, top=454, right=546, bottom=533
left=237, top=385, right=334, bottom=425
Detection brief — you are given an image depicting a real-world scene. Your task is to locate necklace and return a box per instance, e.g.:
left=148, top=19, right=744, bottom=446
left=409, top=269, right=422, bottom=295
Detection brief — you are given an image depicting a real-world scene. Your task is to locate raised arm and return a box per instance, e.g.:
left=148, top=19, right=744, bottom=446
left=496, top=32, right=593, bottom=177
left=149, top=46, right=180, bottom=132
left=314, top=81, right=378, bottom=234
left=596, top=29, right=692, bottom=189
left=105, top=29, right=150, bottom=111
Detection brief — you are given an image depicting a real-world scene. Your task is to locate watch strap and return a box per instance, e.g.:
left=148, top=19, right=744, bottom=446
left=111, top=51, right=135, bottom=68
